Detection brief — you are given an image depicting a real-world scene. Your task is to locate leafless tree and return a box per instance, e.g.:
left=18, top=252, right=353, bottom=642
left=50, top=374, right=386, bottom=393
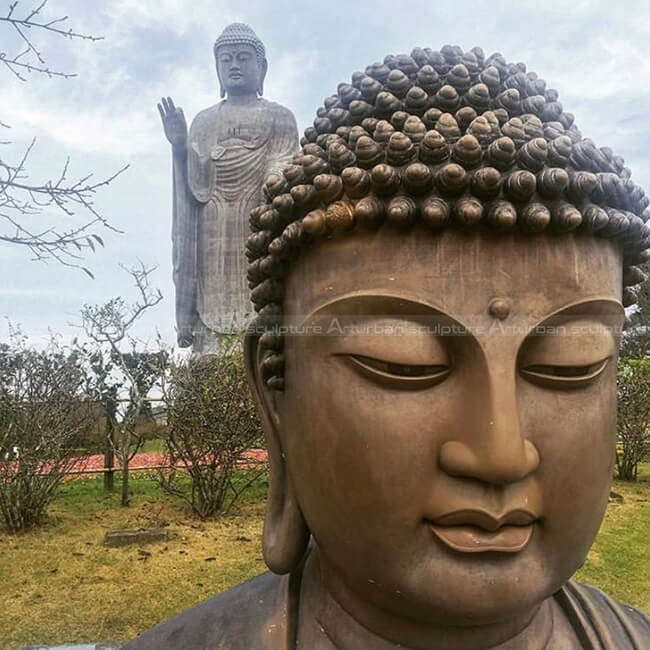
left=0, top=327, right=95, bottom=532
left=157, top=335, right=266, bottom=519
left=616, top=360, right=650, bottom=481
left=1, top=1, right=127, bottom=274
left=80, top=262, right=163, bottom=505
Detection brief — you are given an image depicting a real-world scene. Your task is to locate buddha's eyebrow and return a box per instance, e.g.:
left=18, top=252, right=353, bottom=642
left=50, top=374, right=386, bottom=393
left=299, top=294, right=447, bottom=327
left=531, top=298, right=624, bottom=330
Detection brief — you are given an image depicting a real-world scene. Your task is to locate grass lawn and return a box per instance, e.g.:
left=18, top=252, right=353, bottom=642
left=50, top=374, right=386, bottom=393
left=0, top=466, right=648, bottom=649
left=0, top=477, right=267, bottom=649
left=575, top=462, right=650, bottom=610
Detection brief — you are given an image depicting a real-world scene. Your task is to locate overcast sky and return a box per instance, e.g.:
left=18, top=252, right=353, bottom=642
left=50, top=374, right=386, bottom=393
left=2, top=0, right=649, bottom=347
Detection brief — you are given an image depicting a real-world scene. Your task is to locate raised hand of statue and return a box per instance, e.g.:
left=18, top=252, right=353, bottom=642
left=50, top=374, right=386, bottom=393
left=158, top=96, right=187, bottom=150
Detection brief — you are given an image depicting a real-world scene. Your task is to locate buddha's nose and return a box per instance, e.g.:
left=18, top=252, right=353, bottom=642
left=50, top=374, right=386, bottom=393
left=438, top=371, right=540, bottom=485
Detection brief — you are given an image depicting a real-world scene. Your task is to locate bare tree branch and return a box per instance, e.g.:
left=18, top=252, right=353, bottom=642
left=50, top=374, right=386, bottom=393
left=80, top=263, right=164, bottom=505
left=1, top=1, right=125, bottom=271
left=1, top=0, right=102, bottom=81
left=82, top=262, right=163, bottom=347
left=0, top=137, right=128, bottom=272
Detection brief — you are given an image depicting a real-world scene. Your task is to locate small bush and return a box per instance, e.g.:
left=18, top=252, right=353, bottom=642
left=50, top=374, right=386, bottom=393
left=0, top=335, right=95, bottom=532
left=157, top=336, right=265, bottom=519
left=617, top=359, right=650, bottom=481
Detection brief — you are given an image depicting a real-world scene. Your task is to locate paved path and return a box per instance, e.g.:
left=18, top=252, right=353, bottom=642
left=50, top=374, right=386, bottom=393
left=66, top=449, right=267, bottom=476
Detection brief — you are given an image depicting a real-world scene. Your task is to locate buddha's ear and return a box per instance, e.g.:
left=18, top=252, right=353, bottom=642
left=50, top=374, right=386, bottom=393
left=244, top=330, right=309, bottom=574
left=214, top=51, right=226, bottom=99
left=257, top=58, right=268, bottom=96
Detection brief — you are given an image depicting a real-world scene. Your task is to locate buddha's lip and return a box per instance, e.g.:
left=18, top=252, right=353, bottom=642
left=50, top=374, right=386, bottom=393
left=428, top=522, right=534, bottom=554
left=427, top=508, right=538, bottom=531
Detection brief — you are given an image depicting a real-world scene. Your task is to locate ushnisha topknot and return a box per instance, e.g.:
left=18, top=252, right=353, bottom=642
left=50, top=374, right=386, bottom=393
left=246, top=45, right=650, bottom=390
left=213, top=22, right=266, bottom=64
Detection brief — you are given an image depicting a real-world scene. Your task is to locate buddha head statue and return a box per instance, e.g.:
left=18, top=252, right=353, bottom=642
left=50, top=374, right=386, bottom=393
left=244, top=45, right=649, bottom=645
left=213, top=22, right=267, bottom=99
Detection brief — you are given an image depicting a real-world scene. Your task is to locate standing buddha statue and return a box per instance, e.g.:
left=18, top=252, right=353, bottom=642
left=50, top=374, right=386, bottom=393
left=158, top=23, right=298, bottom=353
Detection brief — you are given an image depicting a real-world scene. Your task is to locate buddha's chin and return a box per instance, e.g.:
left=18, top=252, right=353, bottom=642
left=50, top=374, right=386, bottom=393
left=399, top=527, right=591, bottom=624
left=381, top=586, right=550, bottom=630
left=368, top=552, right=568, bottom=627
left=415, top=583, right=553, bottom=626
left=321, top=528, right=590, bottom=627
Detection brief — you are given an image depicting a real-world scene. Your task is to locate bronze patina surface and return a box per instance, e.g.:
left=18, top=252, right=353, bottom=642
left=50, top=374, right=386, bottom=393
left=158, top=23, right=298, bottom=353
left=129, top=44, right=650, bottom=648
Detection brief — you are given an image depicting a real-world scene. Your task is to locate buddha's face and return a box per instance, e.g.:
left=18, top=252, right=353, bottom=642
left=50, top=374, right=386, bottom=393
left=215, top=43, right=261, bottom=96
left=269, top=227, right=624, bottom=627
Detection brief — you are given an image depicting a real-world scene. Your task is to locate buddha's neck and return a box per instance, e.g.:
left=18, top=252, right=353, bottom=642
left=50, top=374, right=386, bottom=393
left=223, top=93, right=258, bottom=106
left=296, top=548, right=557, bottom=650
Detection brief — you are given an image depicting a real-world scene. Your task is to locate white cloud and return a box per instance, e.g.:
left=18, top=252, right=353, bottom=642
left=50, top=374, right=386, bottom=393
left=106, top=0, right=240, bottom=37
left=264, top=49, right=321, bottom=126
left=3, top=65, right=219, bottom=157
left=0, top=289, right=55, bottom=297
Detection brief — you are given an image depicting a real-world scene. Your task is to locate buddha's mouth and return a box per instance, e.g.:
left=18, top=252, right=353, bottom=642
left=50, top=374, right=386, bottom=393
left=426, top=509, right=537, bottom=554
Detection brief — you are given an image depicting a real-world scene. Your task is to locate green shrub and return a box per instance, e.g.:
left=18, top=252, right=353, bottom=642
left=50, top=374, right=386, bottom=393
left=0, top=336, right=95, bottom=532
left=617, top=359, right=650, bottom=481
left=157, top=335, right=265, bottom=519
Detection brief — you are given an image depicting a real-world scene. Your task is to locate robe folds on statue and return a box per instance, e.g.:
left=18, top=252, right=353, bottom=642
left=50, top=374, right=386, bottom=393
left=172, top=98, right=297, bottom=347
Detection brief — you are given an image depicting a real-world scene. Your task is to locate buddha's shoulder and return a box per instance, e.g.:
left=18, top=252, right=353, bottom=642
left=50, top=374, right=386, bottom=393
left=257, top=98, right=296, bottom=118
left=190, top=103, right=221, bottom=131
left=558, top=580, right=649, bottom=646
left=122, top=571, right=292, bottom=650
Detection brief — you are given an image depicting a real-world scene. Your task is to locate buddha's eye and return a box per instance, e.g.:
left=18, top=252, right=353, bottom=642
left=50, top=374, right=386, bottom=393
left=520, top=358, right=610, bottom=390
left=343, top=354, right=450, bottom=390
